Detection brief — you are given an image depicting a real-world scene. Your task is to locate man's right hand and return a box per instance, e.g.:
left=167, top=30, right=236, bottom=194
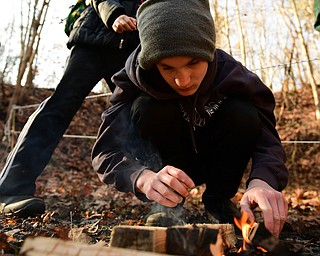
left=136, top=166, right=195, bottom=207
left=112, top=15, right=137, bottom=33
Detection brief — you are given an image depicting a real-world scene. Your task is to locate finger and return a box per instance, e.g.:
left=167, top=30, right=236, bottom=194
left=269, top=194, right=281, bottom=237
left=278, top=194, right=288, bottom=233
left=153, top=178, right=184, bottom=204
left=125, top=18, right=137, bottom=30
left=118, top=17, right=136, bottom=31
left=156, top=172, right=189, bottom=198
left=146, top=189, right=179, bottom=207
left=239, top=195, right=255, bottom=222
left=253, top=193, right=274, bottom=235
left=268, top=191, right=288, bottom=237
left=119, top=22, right=131, bottom=31
left=112, top=23, right=123, bottom=33
left=166, top=166, right=195, bottom=189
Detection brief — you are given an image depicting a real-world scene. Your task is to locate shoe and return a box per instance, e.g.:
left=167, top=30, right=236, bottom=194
left=145, top=203, right=186, bottom=227
left=205, top=199, right=241, bottom=224
left=0, top=195, right=45, bottom=217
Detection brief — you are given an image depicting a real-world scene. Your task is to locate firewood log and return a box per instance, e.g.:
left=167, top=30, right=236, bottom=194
left=20, top=237, right=170, bottom=256
left=110, top=223, right=236, bottom=255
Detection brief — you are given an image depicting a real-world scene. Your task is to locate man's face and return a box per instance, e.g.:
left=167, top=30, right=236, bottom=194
left=156, top=56, right=208, bottom=96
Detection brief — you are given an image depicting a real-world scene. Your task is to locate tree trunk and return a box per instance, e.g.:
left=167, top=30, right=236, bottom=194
left=290, top=0, right=320, bottom=120
left=6, top=0, right=51, bottom=121
left=224, top=1, right=232, bottom=55
left=235, top=0, right=246, bottom=65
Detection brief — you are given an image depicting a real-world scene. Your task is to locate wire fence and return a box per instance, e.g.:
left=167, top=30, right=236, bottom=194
left=2, top=93, right=111, bottom=149
left=3, top=91, right=320, bottom=148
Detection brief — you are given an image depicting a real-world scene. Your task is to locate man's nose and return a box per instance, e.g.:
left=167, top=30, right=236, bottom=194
left=174, top=70, right=191, bottom=88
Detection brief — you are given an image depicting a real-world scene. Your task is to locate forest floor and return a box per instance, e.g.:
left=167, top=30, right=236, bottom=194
left=0, top=84, right=319, bottom=255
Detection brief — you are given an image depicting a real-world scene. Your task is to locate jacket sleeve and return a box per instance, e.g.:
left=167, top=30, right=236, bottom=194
left=91, top=100, right=149, bottom=199
left=245, top=72, right=288, bottom=191
left=216, top=52, right=289, bottom=191
left=91, top=63, right=149, bottom=200
left=249, top=109, right=288, bottom=191
left=89, top=0, right=127, bottom=30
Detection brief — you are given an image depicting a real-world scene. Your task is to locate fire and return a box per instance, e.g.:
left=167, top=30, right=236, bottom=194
left=234, top=211, right=254, bottom=251
left=233, top=211, right=267, bottom=253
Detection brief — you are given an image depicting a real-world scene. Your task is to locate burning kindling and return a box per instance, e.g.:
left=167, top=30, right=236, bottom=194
left=233, top=211, right=290, bottom=256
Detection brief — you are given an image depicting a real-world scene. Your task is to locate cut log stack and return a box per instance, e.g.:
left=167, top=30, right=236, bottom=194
left=20, top=223, right=237, bottom=256
left=110, top=224, right=236, bottom=256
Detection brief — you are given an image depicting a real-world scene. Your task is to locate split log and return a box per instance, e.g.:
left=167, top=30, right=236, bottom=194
left=110, top=226, right=167, bottom=253
left=110, top=224, right=237, bottom=255
left=193, top=224, right=237, bottom=248
left=166, top=225, right=223, bottom=256
left=20, top=237, right=170, bottom=256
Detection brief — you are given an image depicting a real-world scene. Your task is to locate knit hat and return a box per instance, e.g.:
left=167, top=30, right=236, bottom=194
left=137, top=0, right=216, bottom=70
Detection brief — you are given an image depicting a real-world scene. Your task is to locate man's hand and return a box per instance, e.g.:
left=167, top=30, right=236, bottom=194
left=240, top=179, right=288, bottom=237
left=112, top=15, right=137, bottom=33
left=136, top=166, right=195, bottom=207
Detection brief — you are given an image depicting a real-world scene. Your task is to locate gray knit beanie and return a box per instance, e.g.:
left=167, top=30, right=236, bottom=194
left=137, top=0, right=216, bottom=70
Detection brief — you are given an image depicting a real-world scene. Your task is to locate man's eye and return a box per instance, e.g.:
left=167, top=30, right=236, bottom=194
left=189, top=60, right=199, bottom=66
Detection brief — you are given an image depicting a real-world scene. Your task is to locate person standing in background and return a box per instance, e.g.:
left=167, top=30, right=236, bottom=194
left=0, top=0, right=142, bottom=217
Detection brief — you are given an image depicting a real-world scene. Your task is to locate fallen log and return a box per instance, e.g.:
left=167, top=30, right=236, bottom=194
left=110, top=224, right=236, bottom=255
left=19, top=237, right=170, bottom=256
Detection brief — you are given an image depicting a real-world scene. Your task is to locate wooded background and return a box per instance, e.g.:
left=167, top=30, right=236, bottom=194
left=0, top=0, right=319, bottom=121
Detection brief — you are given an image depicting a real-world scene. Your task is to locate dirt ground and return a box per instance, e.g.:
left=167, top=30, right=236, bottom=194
left=0, top=84, right=319, bottom=255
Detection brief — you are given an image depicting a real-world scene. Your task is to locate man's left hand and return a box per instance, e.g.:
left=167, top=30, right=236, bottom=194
left=240, top=179, right=288, bottom=237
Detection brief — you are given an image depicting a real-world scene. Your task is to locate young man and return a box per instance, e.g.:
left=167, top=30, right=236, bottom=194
left=91, top=0, right=289, bottom=238
left=0, top=0, right=142, bottom=217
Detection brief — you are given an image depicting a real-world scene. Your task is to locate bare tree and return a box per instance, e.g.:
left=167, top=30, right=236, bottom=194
left=0, top=23, right=19, bottom=108
left=224, top=1, right=233, bottom=55
left=289, top=0, right=320, bottom=120
left=235, top=0, right=246, bottom=65
left=6, top=0, right=51, bottom=120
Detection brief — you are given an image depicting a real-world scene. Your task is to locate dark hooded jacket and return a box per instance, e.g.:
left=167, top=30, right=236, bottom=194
left=91, top=46, right=289, bottom=198
left=67, top=0, right=140, bottom=50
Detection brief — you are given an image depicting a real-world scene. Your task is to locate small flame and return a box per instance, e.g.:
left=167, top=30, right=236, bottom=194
left=234, top=211, right=254, bottom=251
left=257, top=246, right=268, bottom=253
left=234, top=212, right=269, bottom=253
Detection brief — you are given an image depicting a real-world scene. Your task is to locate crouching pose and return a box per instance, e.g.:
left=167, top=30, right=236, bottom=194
left=92, top=0, right=289, bottom=238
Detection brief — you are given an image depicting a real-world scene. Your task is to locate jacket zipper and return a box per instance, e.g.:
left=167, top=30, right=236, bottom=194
left=189, top=94, right=198, bottom=154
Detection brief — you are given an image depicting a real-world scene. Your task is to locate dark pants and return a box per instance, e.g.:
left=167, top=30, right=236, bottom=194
left=0, top=44, right=134, bottom=196
left=130, top=94, right=261, bottom=206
